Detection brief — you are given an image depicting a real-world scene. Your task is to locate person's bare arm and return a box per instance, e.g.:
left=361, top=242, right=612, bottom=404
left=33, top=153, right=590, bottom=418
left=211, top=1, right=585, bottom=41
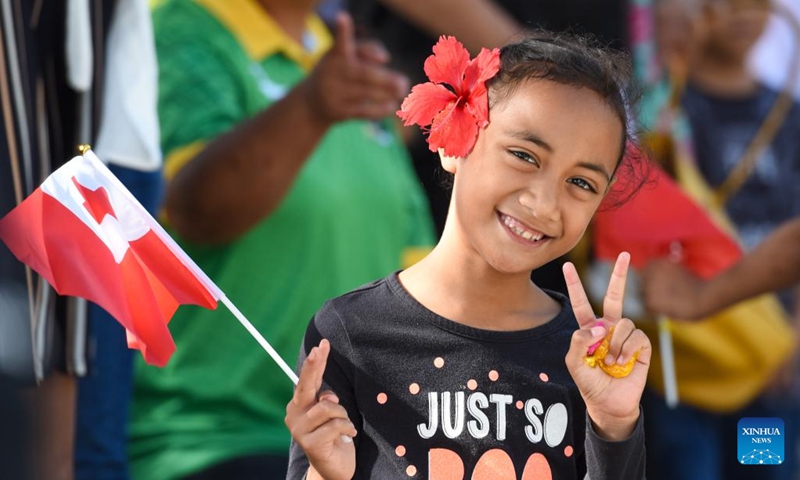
left=642, top=217, right=800, bottom=319
left=378, top=0, right=525, bottom=51
left=165, top=14, right=408, bottom=244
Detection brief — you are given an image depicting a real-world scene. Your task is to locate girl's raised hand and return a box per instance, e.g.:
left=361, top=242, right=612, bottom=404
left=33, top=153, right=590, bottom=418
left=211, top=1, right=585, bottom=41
left=285, top=339, right=357, bottom=480
left=562, top=252, right=651, bottom=441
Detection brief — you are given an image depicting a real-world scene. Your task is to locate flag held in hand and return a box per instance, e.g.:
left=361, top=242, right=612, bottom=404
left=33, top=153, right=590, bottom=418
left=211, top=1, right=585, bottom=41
left=0, top=150, right=221, bottom=367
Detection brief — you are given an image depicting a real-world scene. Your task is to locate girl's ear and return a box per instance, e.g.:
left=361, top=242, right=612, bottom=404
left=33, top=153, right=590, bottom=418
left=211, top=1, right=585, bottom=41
left=439, top=148, right=459, bottom=174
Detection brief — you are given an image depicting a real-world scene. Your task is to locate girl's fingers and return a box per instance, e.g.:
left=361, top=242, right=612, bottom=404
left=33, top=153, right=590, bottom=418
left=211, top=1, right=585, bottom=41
left=619, top=329, right=651, bottom=366
left=292, top=340, right=331, bottom=409
left=604, top=322, right=651, bottom=368
left=304, top=399, right=350, bottom=429
left=287, top=391, right=349, bottom=442
left=563, top=261, right=598, bottom=328
left=603, top=252, right=630, bottom=322
left=566, top=323, right=607, bottom=368
left=305, top=418, right=359, bottom=447
left=317, top=390, right=340, bottom=404
left=603, top=319, right=635, bottom=366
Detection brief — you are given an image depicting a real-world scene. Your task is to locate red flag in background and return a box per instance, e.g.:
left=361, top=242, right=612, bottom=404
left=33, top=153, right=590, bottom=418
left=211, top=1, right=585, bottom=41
left=0, top=151, right=221, bottom=367
left=593, top=166, right=742, bottom=278
left=592, top=162, right=795, bottom=413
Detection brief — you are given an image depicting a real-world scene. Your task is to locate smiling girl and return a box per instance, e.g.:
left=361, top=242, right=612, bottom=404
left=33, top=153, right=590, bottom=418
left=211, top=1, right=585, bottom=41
left=285, top=33, right=651, bottom=480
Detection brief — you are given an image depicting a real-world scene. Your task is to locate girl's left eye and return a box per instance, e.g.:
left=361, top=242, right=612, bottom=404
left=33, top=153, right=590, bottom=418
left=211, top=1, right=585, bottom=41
left=510, top=150, right=539, bottom=166
left=569, top=177, right=597, bottom=193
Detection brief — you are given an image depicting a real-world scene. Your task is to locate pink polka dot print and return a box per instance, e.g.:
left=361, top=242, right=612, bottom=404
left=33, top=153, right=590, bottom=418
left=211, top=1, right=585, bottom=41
left=564, top=445, right=574, bottom=457
left=377, top=392, right=388, bottom=404
left=409, top=383, right=420, bottom=395
left=434, top=357, right=445, bottom=368
left=467, top=379, right=478, bottom=390
left=396, top=445, right=406, bottom=457
left=516, top=400, right=524, bottom=410
left=406, top=465, right=417, bottom=476
left=488, top=370, right=499, bottom=381
left=539, top=372, right=549, bottom=382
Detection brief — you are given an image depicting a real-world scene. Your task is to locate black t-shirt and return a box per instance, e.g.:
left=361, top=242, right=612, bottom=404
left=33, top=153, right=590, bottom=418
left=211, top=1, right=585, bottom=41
left=287, top=272, right=645, bottom=479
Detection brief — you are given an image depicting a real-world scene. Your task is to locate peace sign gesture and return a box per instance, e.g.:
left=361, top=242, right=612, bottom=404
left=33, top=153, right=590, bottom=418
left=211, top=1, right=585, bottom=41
left=562, top=252, right=651, bottom=441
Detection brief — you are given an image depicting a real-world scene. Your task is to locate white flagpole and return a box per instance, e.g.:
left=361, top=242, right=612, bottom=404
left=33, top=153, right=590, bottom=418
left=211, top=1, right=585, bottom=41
left=659, top=241, right=681, bottom=409
left=658, top=316, right=679, bottom=408
left=223, top=297, right=350, bottom=442
left=220, top=295, right=299, bottom=385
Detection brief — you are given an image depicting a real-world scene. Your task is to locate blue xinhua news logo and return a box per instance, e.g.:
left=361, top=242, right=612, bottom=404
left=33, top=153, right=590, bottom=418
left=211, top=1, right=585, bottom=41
left=738, top=418, right=784, bottom=465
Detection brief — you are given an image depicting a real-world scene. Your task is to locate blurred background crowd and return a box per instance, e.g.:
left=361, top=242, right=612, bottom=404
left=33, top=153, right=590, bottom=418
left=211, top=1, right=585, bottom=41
left=0, top=0, right=798, bottom=479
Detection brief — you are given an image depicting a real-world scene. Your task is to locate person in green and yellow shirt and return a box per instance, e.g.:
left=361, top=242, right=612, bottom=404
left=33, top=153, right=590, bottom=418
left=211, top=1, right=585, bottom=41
left=130, top=1, right=435, bottom=478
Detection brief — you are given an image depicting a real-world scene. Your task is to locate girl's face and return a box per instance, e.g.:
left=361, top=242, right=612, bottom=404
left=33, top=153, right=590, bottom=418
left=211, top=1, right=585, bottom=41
left=442, top=79, right=623, bottom=275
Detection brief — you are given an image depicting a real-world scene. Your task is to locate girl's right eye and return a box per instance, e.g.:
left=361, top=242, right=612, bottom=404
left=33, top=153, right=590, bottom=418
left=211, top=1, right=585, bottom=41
left=510, top=150, right=539, bottom=167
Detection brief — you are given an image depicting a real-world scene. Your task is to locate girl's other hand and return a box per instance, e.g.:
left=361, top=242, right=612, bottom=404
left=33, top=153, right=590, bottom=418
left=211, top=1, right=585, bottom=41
left=285, top=339, right=357, bottom=480
left=562, top=252, right=652, bottom=441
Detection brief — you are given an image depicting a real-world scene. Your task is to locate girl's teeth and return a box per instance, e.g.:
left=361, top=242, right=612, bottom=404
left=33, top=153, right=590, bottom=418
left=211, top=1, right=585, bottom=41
left=502, top=215, right=545, bottom=242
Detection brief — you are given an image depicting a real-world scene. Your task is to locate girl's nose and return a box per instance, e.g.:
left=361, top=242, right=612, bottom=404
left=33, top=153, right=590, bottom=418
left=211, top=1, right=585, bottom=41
left=518, top=184, right=561, bottom=224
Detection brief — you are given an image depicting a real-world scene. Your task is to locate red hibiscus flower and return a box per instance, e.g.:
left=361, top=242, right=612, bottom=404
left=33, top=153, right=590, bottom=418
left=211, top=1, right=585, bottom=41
left=397, top=36, right=500, bottom=158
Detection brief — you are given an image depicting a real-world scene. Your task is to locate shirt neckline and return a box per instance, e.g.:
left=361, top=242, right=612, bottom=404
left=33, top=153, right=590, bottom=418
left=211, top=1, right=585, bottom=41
left=385, top=271, right=574, bottom=343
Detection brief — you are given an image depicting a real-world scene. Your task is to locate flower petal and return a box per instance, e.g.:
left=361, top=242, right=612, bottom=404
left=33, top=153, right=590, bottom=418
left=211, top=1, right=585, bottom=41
left=423, top=36, right=470, bottom=91
left=467, top=47, right=501, bottom=87
left=465, top=82, right=490, bottom=128
left=462, top=48, right=500, bottom=127
left=428, top=103, right=479, bottom=158
left=397, top=82, right=457, bottom=127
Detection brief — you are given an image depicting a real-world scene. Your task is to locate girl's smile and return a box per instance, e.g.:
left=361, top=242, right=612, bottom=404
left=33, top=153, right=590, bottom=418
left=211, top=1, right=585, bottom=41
left=497, top=212, right=551, bottom=246
left=439, top=78, right=624, bottom=276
